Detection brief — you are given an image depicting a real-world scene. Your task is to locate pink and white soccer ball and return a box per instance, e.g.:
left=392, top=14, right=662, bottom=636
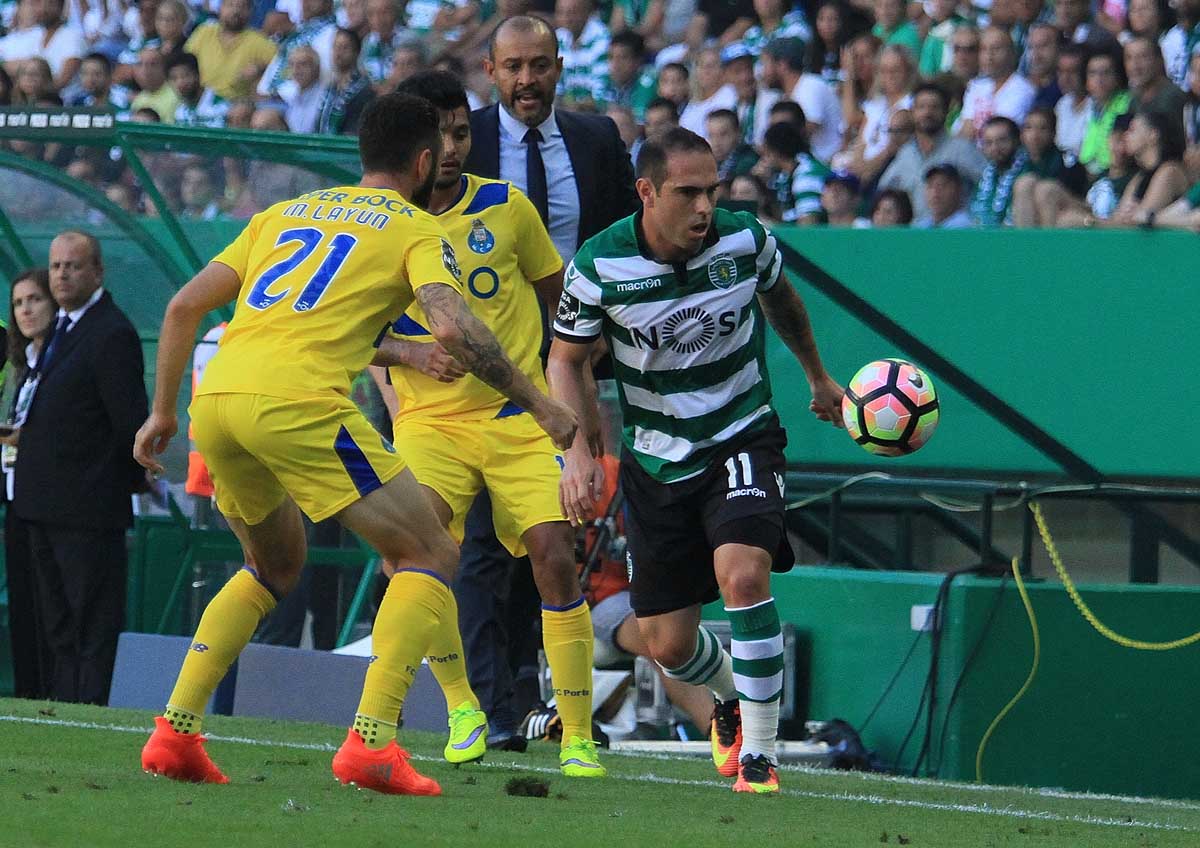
left=841, top=359, right=940, bottom=456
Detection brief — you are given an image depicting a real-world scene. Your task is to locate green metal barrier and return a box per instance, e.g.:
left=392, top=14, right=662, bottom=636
left=707, top=564, right=1200, bottom=798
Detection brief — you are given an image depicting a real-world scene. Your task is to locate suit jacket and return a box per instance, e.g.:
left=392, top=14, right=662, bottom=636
left=463, top=104, right=639, bottom=248
left=13, top=291, right=148, bottom=530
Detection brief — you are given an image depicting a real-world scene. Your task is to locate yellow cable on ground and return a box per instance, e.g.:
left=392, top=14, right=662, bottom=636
left=975, top=556, right=1040, bottom=782
left=1029, top=501, right=1200, bottom=650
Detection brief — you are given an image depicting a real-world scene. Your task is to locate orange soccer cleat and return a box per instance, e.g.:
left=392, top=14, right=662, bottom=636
left=331, top=729, right=441, bottom=796
left=141, top=716, right=229, bottom=784
left=710, top=698, right=743, bottom=778
left=732, top=754, right=780, bottom=795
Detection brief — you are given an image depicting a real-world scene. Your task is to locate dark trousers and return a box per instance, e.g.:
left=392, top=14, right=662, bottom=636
left=454, top=490, right=542, bottom=737
left=5, top=507, right=48, bottom=698
left=27, top=522, right=126, bottom=705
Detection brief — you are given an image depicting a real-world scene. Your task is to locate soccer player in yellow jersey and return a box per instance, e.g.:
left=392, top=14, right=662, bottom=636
left=376, top=71, right=605, bottom=777
left=133, top=93, right=578, bottom=796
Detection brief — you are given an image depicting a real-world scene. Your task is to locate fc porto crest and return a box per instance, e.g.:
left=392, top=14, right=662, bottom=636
left=707, top=252, right=738, bottom=289
left=467, top=217, right=495, bottom=254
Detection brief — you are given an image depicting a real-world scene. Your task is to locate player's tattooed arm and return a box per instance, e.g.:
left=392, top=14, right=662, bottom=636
left=373, top=337, right=467, bottom=383
left=414, top=283, right=578, bottom=448
left=758, top=272, right=846, bottom=428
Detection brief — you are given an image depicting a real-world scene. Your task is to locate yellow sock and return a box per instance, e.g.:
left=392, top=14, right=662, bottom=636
left=542, top=598, right=594, bottom=747
left=424, top=591, right=480, bottom=711
left=355, top=569, right=451, bottom=750
left=165, top=567, right=277, bottom=733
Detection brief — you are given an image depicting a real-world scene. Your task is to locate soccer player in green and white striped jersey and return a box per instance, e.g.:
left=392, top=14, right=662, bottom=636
left=548, top=127, right=844, bottom=794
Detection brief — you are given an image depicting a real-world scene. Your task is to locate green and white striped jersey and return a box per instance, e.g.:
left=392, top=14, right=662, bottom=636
left=554, top=208, right=784, bottom=483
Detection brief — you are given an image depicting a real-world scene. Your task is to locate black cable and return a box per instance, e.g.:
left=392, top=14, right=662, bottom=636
left=908, top=572, right=955, bottom=775
left=910, top=564, right=993, bottom=777
left=929, top=574, right=1010, bottom=778
left=858, top=624, right=926, bottom=734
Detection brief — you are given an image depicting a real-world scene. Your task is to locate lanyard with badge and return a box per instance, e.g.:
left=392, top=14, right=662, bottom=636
left=1, top=324, right=60, bottom=474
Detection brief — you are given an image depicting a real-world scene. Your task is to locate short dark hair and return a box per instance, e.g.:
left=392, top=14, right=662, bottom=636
left=358, top=93, right=440, bottom=174
left=645, top=96, right=678, bottom=120
left=636, top=126, right=713, bottom=188
left=763, top=120, right=809, bottom=157
left=165, top=52, right=200, bottom=76
left=7, top=267, right=51, bottom=367
left=1086, top=47, right=1128, bottom=89
left=660, top=61, right=690, bottom=80
left=912, top=82, right=949, bottom=112
left=489, top=14, right=557, bottom=60
left=336, top=26, right=362, bottom=55
left=924, top=162, right=962, bottom=184
left=706, top=108, right=739, bottom=132
left=982, top=115, right=1020, bottom=141
left=82, top=52, right=112, bottom=74
left=395, top=69, right=469, bottom=114
left=768, top=99, right=806, bottom=128
left=610, top=30, right=645, bottom=58
left=870, top=188, right=914, bottom=224
left=1024, top=104, right=1056, bottom=132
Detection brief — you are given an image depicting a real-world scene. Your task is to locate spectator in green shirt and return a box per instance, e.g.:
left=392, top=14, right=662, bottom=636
left=871, top=0, right=921, bottom=60
left=1079, top=50, right=1131, bottom=175
left=600, top=30, right=658, bottom=120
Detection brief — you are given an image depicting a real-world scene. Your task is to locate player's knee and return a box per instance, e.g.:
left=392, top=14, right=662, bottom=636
left=646, top=631, right=696, bottom=670
left=531, top=549, right=579, bottom=606
left=254, top=553, right=305, bottom=597
left=719, top=566, right=771, bottom=608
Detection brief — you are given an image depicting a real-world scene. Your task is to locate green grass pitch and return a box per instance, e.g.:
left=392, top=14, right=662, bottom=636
left=1, top=698, right=1197, bottom=847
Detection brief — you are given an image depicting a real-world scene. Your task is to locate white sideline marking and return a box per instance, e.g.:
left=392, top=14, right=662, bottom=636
left=0, top=714, right=1194, bottom=833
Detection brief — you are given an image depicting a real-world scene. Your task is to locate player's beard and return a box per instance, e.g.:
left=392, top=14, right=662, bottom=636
left=411, top=162, right=439, bottom=210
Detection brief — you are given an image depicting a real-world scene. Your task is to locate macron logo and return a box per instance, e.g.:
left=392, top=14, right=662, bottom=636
left=726, top=487, right=767, bottom=500
left=616, top=277, right=663, bottom=293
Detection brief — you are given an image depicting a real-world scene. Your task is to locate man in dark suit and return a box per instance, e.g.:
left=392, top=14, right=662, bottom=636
left=455, top=13, right=637, bottom=750
left=13, top=230, right=148, bottom=704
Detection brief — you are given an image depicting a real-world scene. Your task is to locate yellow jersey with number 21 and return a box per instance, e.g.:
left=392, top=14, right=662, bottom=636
left=199, top=185, right=463, bottom=401
left=388, top=175, right=562, bottom=421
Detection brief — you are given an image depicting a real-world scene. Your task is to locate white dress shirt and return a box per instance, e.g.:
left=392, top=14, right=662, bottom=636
left=58, top=285, right=105, bottom=328
left=497, top=104, right=580, bottom=262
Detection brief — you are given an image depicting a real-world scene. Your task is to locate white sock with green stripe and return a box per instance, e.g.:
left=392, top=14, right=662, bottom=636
left=728, top=598, right=783, bottom=765
left=657, top=626, right=737, bottom=702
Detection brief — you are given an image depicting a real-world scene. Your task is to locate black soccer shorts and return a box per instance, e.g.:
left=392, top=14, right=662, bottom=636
left=621, top=419, right=795, bottom=617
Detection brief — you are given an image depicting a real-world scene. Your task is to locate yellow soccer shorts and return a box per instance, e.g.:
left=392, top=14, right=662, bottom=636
left=190, top=392, right=407, bottom=525
left=392, top=412, right=565, bottom=557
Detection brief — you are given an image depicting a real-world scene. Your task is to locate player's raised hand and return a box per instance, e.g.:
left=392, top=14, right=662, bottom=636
left=133, top=411, right=178, bottom=475
left=410, top=342, right=468, bottom=383
left=560, top=446, right=604, bottom=527
left=532, top=397, right=579, bottom=451
left=810, top=375, right=846, bottom=428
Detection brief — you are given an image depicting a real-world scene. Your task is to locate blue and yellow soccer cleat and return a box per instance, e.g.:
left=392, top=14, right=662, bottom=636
left=710, top=698, right=742, bottom=777
left=444, top=701, right=488, bottom=764
left=560, top=736, right=606, bottom=778
left=732, top=753, right=780, bottom=794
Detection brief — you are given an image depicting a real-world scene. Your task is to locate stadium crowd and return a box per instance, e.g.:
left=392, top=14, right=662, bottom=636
left=3, top=0, right=1200, bottom=228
